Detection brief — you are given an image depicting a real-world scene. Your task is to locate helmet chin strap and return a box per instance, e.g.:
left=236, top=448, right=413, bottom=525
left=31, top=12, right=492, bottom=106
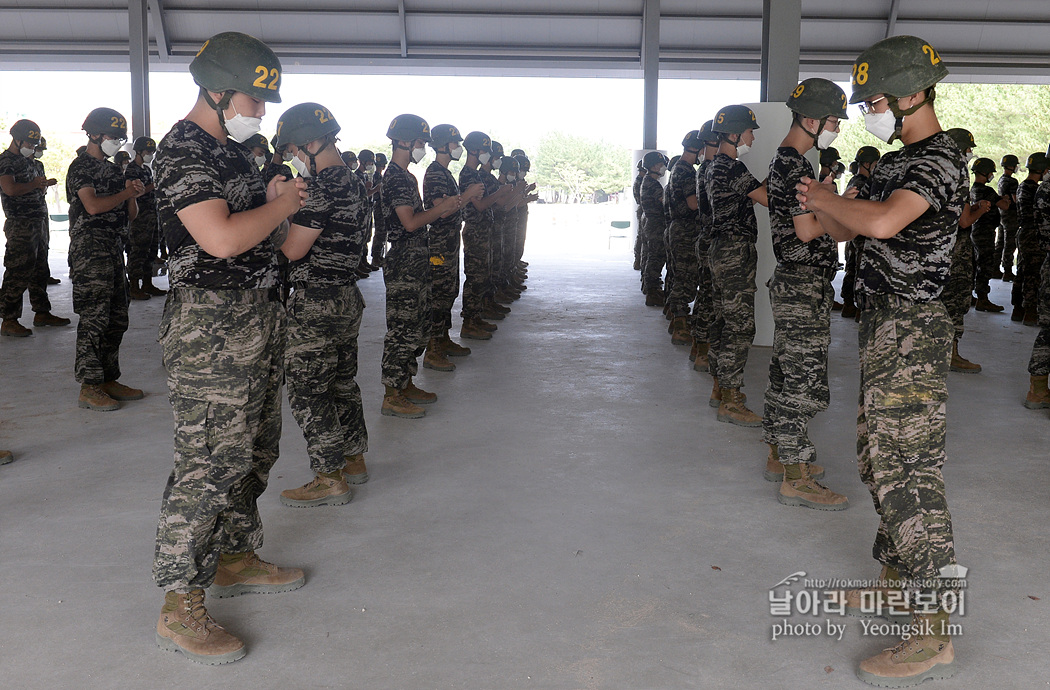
left=302, top=138, right=332, bottom=176
left=886, top=87, right=936, bottom=144
left=201, top=88, right=235, bottom=136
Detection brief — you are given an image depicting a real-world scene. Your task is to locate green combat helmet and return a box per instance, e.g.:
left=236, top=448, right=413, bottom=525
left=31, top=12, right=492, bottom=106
left=190, top=32, right=282, bottom=104
left=698, top=119, right=719, bottom=146
left=819, top=147, right=841, bottom=169
left=275, top=103, right=340, bottom=149
left=787, top=78, right=848, bottom=149
left=429, top=124, right=463, bottom=150
left=642, top=151, right=669, bottom=172
left=945, top=128, right=975, bottom=153
left=386, top=114, right=431, bottom=143
left=83, top=107, right=128, bottom=138
left=10, top=119, right=42, bottom=144
left=712, top=105, right=760, bottom=134
left=133, top=136, right=156, bottom=153
left=854, top=146, right=881, bottom=164
left=1026, top=152, right=1048, bottom=172
left=1001, top=154, right=1019, bottom=169
left=682, top=129, right=705, bottom=151
left=244, top=133, right=270, bottom=153
left=463, top=131, right=491, bottom=154
left=971, top=157, right=996, bottom=176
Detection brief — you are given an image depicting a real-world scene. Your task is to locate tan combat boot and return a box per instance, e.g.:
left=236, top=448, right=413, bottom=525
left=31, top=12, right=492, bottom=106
left=778, top=464, right=849, bottom=511
left=382, top=386, right=426, bottom=418
left=280, top=472, right=351, bottom=508
left=974, top=296, right=1004, bottom=312
left=709, top=376, right=721, bottom=408
left=1025, top=375, right=1050, bottom=409
left=857, top=613, right=956, bottom=687
left=763, top=443, right=825, bottom=482
left=441, top=331, right=471, bottom=357
left=33, top=312, right=71, bottom=327
left=460, top=319, right=493, bottom=341
left=403, top=380, right=437, bottom=404
left=717, top=388, right=762, bottom=427
left=343, top=453, right=369, bottom=484
left=670, top=316, right=692, bottom=346
left=948, top=339, right=981, bottom=374
left=1, top=319, right=31, bottom=337
left=693, top=342, right=710, bottom=373
left=156, top=589, right=245, bottom=665
left=78, top=384, right=119, bottom=411
left=0, top=449, right=12, bottom=465
left=828, top=565, right=909, bottom=620
left=102, top=380, right=145, bottom=401
left=208, top=551, right=305, bottom=599
left=422, top=339, right=455, bottom=372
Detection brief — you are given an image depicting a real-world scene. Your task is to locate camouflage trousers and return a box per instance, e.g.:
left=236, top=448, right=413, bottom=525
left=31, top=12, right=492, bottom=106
left=708, top=235, right=757, bottom=388
left=1012, top=226, right=1042, bottom=311
left=762, top=265, right=832, bottom=465
left=666, top=222, right=699, bottom=319
left=970, top=227, right=997, bottom=298
left=663, top=223, right=676, bottom=301
left=857, top=297, right=958, bottom=606
left=1028, top=255, right=1050, bottom=376
left=690, top=237, right=713, bottom=343
left=287, top=285, right=368, bottom=474
left=841, top=237, right=865, bottom=310
left=634, top=207, right=644, bottom=267
left=941, top=231, right=974, bottom=340
left=126, top=205, right=158, bottom=281
left=69, top=236, right=128, bottom=384
left=642, top=218, right=667, bottom=295
left=514, top=212, right=528, bottom=266
left=153, top=289, right=284, bottom=591
left=461, top=221, right=491, bottom=320
left=1, top=217, right=50, bottom=320
left=429, top=225, right=462, bottom=334
left=382, top=237, right=431, bottom=390
left=997, top=217, right=1018, bottom=272
left=371, top=209, right=387, bottom=263
left=500, top=216, right=518, bottom=288
left=360, top=213, right=374, bottom=268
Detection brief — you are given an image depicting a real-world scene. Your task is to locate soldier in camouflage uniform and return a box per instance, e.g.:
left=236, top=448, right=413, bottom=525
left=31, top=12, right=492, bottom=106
left=633, top=159, right=645, bottom=271
left=355, top=149, right=379, bottom=273
left=1013, top=153, right=1046, bottom=325
left=706, top=105, right=768, bottom=426
left=690, top=121, right=719, bottom=371
left=151, top=32, right=309, bottom=665
left=840, top=146, right=881, bottom=319
left=511, top=153, right=536, bottom=292
left=797, top=35, right=962, bottom=686
left=66, top=108, right=145, bottom=411
left=380, top=114, right=463, bottom=419
left=421, top=124, right=484, bottom=372
left=969, top=157, right=1007, bottom=312
left=666, top=132, right=705, bottom=346
left=125, top=136, right=165, bottom=300
left=482, top=141, right=514, bottom=322
left=0, top=119, right=69, bottom=337
left=269, top=102, right=373, bottom=508
left=33, top=137, right=61, bottom=286
left=997, top=154, right=1020, bottom=280
left=371, top=152, right=389, bottom=268
left=639, top=151, right=669, bottom=306
left=459, top=131, right=499, bottom=340
left=262, top=138, right=294, bottom=186
left=1024, top=164, right=1050, bottom=409
left=496, top=156, right=532, bottom=305
left=762, top=78, right=847, bottom=508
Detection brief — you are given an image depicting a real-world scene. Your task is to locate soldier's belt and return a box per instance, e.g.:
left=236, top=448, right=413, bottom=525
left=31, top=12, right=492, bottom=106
left=778, top=262, right=835, bottom=281
left=855, top=293, right=920, bottom=311
left=171, top=287, right=280, bottom=304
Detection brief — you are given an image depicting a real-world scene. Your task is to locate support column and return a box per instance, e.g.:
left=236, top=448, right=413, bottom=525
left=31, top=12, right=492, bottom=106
left=759, top=0, right=801, bottom=103
left=641, top=0, right=660, bottom=150
left=129, top=0, right=150, bottom=139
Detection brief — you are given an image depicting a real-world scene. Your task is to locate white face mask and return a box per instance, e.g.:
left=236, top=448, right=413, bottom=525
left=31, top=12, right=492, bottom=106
left=864, top=110, right=898, bottom=144
left=282, top=151, right=293, bottom=162
left=449, top=144, right=464, bottom=161
left=101, top=139, right=122, bottom=158
left=411, top=146, right=426, bottom=164
left=143, top=152, right=155, bottom=164
left=289, top=154, right=311, bottom=178
left=34, top=150, right=43, bottom=159
left=223, top=102, right=262, bottom=143
left=491, top=157, right=502, bottom=170
left=817, top=129, right=839, bottom=151
left=20, top=146, right=36, bottom=158
left=963, top=152, right=974, bottom=164
left=365, top=164, right=375, bottom=174
left=736, top=144, right=751, bottom=157
left=478, top=152, right=491, bottom=165
left=254, top=154, right=267, bottom=167
left=350, top=161, right=359, bottom=171
left=505, top=174, right=517, bottom=183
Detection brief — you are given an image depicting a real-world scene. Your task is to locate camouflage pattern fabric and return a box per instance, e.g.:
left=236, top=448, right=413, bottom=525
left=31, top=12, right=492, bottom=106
left=286, top=286, right=367, bottom=473
left=153, top=292, right=284, bottom=590
left=997, top=172, right=1019, bottom=271
left=767, top=147, right=836, bottom=268
left=381, top=239, right=431, bottom=389
left=355, top=168, right=376, bottom=267
left=706, top=153, right=761, bottom=242
left=371, top=177, right=387, bottom=263
left=1, top=218, right=51, bottom=319
left=969, top=181, right=1001, bottom=298
left=262, top=161, right=293, bottom=186
left=666, top=158, right=700, bottom=318
left=67, top=153, right=128, bottom=246
left=940, top=228, right=974, bottom=340
left=480, top=169, right=502, bottom=299
left=289, top=165, right=369, bottom=285
left=633, top=169, right=645, bottom=266
left=459, top=164, right=491, bottom=321
left=125, top=160, right=157, bottom=281
left=640, top=174, right=667, bottom=294
left=690, top=160, right=715, bottom=343
left=854, top=132, right=964, bottom=303
left=0, top=149, right=43, bottom=220
left=155, top=121, right=277, bottom=290
left=662, top=181, right=677, bottom=300
left=1013, top=178, right=1042, bottom=311
left=423, top=160, right=462, bottom=333
left=856, top=299, right=958, bottom=606
left=763, top=265, right=833, bottom=465
left=842, top=174, right=871, bottom=310
left=708, top=234, right=757, bottom=388
left=1027, top=256, right=1050, bottom=376
left=499, top=205, right=519, bottom=289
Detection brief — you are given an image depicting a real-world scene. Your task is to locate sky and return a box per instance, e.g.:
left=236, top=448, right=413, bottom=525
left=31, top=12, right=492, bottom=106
left=3, top=71, right=763, bottom=155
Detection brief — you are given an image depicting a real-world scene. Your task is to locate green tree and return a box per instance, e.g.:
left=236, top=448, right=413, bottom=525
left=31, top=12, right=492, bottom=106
left=534, top=132, right=630, bottom=203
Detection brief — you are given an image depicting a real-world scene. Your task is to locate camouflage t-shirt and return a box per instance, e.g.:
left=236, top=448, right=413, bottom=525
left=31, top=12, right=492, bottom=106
left=28, top=157, right=49, bottom=217
left=668, top=158, right=700, bottom=235
left=639, top=174, right=666, bottom=230
left=124, top=160, right=155, bottom=209
left=423, top=160, right=461, bottom=236
left=382, top=161, right=423, bottom=243
left=846, top=173, right=869, bottom=193
left=633, top=170, right=644, bottom=205
left=155, top=119, right=277, bottom=290
left=768, top=146, right=835, bottom=268
left=262, top=161, right=293, bottom=186
left=459, top=165, right=490, bottom=227
left=997, top=173, right=1018, bottom=225
left=66, top=152, right=129, bottom=244
left=706, top=152, right=761, bottom=241
left=1018, top=178, right=1039, bottom=233
left=969, top=181, right=1000, bottom=235
left=0, top=149, right=44, bottom=219
left=289, top=164, right=369, bottom=285
left=1034, top=181, right=1050, bottom=253
left=695, top=159, right=714, bottom=241
left=854, top=131, right=964, bottom=302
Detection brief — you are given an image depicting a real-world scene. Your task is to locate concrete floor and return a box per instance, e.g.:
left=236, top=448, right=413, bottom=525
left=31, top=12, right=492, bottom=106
left=0, top=233, right=1047, bottom=689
